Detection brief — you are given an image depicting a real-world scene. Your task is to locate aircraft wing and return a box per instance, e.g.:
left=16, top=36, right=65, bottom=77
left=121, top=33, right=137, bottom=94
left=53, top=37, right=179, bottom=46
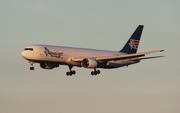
left=71, top=50, right=164, bottom=62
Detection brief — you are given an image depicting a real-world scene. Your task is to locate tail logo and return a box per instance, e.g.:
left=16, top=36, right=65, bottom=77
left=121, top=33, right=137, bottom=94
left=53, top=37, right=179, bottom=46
left=129, top=39, right=139, bottom=49
left=44, top=47, right=63, bottom=58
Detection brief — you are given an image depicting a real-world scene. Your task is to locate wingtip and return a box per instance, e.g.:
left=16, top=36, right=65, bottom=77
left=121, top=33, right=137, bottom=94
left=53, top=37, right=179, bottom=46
left=160, top=50, right=165, bottom=52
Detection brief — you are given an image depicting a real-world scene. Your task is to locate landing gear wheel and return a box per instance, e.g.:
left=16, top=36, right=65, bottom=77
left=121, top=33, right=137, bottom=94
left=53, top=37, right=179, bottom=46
left=66, top=72, right=70, bottom=76
left=94, top=72, right=97, bottom=75
left=30, top=67, right=34, bottom=70
left=69, top=71, right=73, bottom=76
left=66, top=71, right=76, bottom=76
left=97, top=70, right=100, bottom=74
left=66, top=66, right=76, bottom=76
left=91, top=71, right=94, bottom=75
left=91, top=69, right=100, bottom=76
left=72, top=70, right=76, bottom=75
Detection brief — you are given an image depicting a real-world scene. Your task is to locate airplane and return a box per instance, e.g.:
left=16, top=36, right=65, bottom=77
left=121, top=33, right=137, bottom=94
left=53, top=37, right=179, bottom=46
left=21, top=25, right=164, bottom=76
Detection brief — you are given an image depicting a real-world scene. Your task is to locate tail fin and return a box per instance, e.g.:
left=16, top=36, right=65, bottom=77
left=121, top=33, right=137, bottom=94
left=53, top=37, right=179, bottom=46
left=120, top=25, right=144, bottom=54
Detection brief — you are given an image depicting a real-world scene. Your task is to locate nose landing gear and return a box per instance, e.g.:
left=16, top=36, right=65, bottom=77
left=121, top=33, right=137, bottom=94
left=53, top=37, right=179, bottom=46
left=30, top=67, right=34, bottom=70
left=29, top=61, right=34, bottom=70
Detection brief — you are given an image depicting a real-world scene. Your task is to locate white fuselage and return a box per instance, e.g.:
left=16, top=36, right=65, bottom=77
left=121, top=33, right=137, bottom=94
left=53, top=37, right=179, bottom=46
left=21, top=44, right=138, bottom=69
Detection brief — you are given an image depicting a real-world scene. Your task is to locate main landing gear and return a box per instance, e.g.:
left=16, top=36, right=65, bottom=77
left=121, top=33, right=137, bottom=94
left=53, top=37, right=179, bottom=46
left=29, top=61, right=34, bottom=70
left=66, top=66, right=76, bottom=76
left=66, top=66, right=100, bottom=76
left=91, top=68, right=100, bottom=76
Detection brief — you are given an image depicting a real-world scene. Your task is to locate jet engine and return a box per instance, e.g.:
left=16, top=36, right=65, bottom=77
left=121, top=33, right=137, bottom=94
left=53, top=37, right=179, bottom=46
left=81, top=58, right=98, bottom=68
left=40, top=63, right=59, bottom=69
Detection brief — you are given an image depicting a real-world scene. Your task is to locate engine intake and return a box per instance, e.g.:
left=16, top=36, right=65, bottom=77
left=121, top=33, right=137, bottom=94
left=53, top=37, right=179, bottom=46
left=81, top=58, right=98, bottom=68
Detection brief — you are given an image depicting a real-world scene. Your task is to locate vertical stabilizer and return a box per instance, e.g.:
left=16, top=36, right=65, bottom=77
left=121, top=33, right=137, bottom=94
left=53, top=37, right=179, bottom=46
left=120, top=25, right=144, bottom=54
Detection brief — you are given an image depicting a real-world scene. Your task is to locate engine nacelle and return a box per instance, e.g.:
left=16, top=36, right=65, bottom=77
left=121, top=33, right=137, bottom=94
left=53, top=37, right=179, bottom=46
left=81, top=58, right=98, bottom=68
left=40, top=63, right=59, bottom=69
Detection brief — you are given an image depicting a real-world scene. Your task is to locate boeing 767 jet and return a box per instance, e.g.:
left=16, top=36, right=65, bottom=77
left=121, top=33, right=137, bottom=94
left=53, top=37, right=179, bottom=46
left=21, top=25, right=164, bottom=76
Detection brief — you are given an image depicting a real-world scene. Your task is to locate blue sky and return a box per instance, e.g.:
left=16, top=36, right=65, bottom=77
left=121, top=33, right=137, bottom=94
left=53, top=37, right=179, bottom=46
left=0, top=0, right=180, bottom=113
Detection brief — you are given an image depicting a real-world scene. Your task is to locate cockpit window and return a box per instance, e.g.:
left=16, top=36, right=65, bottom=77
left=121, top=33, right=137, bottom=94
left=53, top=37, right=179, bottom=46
left=24, top=48, right=33, bottom=51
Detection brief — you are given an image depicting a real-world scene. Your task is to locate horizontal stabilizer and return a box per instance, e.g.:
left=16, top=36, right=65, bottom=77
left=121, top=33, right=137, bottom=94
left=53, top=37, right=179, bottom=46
left=130, top=56, right=165, bottom=61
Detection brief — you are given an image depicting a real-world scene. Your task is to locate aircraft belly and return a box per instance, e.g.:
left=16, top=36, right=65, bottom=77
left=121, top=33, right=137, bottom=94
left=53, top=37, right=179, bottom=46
left=99, top=60, right=140, bottom=69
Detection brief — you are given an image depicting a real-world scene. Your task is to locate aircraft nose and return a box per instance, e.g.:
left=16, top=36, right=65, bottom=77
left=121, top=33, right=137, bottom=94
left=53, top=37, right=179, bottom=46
left=21, top=51, right=26, bottom=58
